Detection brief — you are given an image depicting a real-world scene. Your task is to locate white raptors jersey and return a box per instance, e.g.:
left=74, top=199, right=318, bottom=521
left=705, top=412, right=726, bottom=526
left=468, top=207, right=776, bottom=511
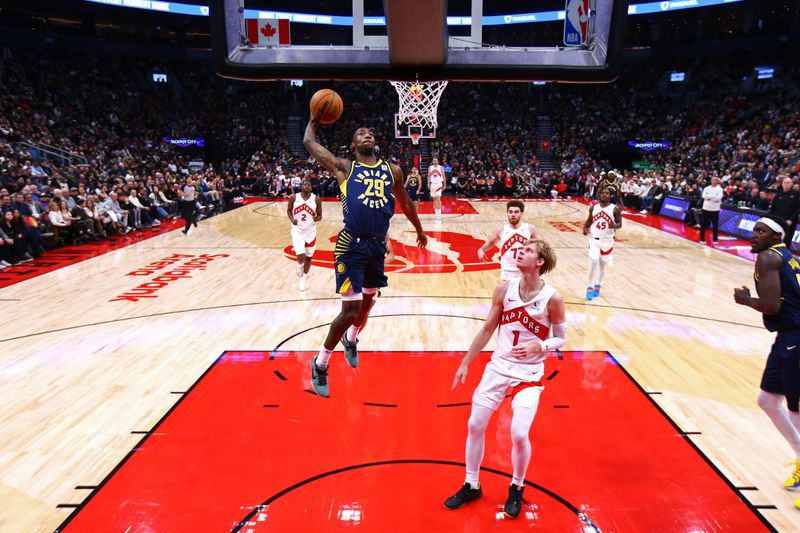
left=499, top=223, right=532, bottom=279
left=292, top=193, right=317, bottom=230
left=428, top=165, right=445, bottom=190
left=493, top=278, right=556, bottom=375
left=589, top=203, right=616, bottom=238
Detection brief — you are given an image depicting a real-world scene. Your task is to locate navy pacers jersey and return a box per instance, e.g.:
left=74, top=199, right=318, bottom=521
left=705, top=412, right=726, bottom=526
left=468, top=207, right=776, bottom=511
left=341, top=159, right=396, bottom=237
left=602, top=178, right=620, bottom=199
left=757, top=243, right=800, bottom=332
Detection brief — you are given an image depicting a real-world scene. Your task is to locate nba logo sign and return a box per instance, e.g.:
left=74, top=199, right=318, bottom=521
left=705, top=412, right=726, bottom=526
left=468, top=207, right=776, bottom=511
left=563, top=0, right=590, bottom=46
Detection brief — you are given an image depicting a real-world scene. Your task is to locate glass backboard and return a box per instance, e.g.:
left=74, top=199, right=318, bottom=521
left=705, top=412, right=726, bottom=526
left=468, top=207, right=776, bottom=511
left=210, top=0, right=628, bottom=82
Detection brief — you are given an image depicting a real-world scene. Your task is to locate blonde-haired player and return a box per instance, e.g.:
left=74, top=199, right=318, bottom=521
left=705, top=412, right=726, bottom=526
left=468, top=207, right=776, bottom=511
left=582, top=187, right=622, bottom=300
left=478, top=200, right=540, bottom=281
left=427, top=157, right=445, bottom=221
left=287, top=179, right=322, bottom=291
left=445, top=239, right=566, bottom=518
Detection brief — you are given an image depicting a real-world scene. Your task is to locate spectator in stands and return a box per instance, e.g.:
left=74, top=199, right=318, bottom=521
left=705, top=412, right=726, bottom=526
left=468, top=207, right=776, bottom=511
left=100, top=192, right=130, bottom=233
left=63, top=199, right=94, bottom=241
left=128, top=189, right=157, bottom=228
left=699, top=176, right=724, bottom=245
left=454, top=170, right=467, bottom=196
left=643, top=179, right=666, bottom=214
left=503, top=172, right=515, bottom=197
left=149, top=186, right=174, bottom=218
left=83, top=197, right=107, bottom=238
left=0, top=224, right=16, bottom=268
left=749, top=189, right=771, bottom=211
left=1, top=210, right=33, bottom=262
left=47, top=200, right=72, bottom=245
left=69, top=198, right=96, bottom=241
left=64, top=188, right=78, bottom=210
left=769, top=175, right=800, bottom=247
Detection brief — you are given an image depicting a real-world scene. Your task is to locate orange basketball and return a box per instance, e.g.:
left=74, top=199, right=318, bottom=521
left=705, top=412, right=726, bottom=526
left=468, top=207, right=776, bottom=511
left=310, top=89, right=343, bottom=124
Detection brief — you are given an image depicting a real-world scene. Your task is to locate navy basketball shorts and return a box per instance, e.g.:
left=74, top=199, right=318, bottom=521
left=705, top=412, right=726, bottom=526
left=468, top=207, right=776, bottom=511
left=406, top=187, right=419, bottom=202
left=333, top=230, right=388, bottom=296
left=761, top=330, right=800, bottom=412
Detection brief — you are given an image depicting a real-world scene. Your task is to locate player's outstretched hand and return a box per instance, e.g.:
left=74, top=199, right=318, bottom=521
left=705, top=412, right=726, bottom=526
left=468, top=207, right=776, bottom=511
left=477, top=248, right=487, bottom=262
left=417, top=231, right=428, bottom=248
left=733, top=286, right=751, bottom=305
left=452, top=363, right=468, bottom=390
left=511, top=341, right=543, bottom=359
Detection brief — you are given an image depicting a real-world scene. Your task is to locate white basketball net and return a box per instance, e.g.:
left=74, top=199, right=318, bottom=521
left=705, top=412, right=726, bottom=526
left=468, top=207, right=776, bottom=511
left=390, top=80, right=448, bottom=130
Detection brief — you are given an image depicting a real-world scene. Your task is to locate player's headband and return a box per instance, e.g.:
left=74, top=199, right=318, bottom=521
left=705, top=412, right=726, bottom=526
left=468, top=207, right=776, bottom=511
left=757, top=217, right=785, bottom=237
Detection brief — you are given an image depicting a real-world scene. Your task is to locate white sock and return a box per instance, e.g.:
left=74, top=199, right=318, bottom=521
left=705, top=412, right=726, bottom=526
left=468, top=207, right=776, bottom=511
left=758, top=391, right=800, bottom=457
left=510, top=403, right=539, bottom=488
left=465, top=405, right=493, bottom=488
left=346, top=325, right=360, bottom=343
left=316, top=346, right=333, bottom=368
left=588, top=260, right=598, bottom=287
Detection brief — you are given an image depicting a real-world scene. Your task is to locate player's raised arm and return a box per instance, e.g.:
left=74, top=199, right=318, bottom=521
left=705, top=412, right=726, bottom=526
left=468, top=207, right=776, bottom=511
left=478, top=227, right=502, bottom=261
left=391, top=163, right=427, bottom=247
left=452, top=281, right=507, bottom=390
left=303, top=120, right=348, bottom=179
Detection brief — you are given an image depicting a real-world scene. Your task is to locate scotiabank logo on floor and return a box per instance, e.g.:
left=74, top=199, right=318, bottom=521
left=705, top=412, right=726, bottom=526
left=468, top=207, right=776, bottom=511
left=111, top=253, right=229, bottom=302
left=283, top=231, right=497, bottom=274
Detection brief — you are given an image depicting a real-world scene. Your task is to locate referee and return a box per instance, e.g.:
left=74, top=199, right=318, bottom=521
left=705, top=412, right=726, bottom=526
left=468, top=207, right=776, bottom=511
left=180, top=176, right=198, bottom=235
left=769, top=175, right=800, bottom=247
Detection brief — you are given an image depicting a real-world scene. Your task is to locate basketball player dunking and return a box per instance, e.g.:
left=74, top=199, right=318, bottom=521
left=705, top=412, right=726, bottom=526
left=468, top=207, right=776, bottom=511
left=582, top=188, right=622, bottom=300
left=304, top=119, right=427, bottom=396
left=734, top=218, right=800, bottom=508
left=478, top=200, right=541, bottom=281
left=287, top=179, right=322, bottom=291
left=446, top=239, right=567, bottom=518
left=427, top=157, right=445, bottom=221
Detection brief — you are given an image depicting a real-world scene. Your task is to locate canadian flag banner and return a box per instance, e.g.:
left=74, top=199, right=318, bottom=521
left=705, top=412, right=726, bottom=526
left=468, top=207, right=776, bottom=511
left=246, top=18, right=291, bottom=46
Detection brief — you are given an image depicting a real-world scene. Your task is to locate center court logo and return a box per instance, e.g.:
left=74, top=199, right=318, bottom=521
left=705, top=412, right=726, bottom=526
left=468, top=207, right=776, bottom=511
left=111, top=253, right=229, bottom=302
left=284, top=231, right=499, bottom=274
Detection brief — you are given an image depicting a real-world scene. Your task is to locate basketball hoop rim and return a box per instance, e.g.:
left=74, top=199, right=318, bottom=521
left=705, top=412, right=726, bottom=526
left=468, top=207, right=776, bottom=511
left=389, top=80, right=448, bottom=131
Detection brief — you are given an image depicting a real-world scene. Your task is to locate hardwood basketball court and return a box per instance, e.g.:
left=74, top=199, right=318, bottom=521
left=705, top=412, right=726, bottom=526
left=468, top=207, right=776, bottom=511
left=0, top=198, right=793, bottom=531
